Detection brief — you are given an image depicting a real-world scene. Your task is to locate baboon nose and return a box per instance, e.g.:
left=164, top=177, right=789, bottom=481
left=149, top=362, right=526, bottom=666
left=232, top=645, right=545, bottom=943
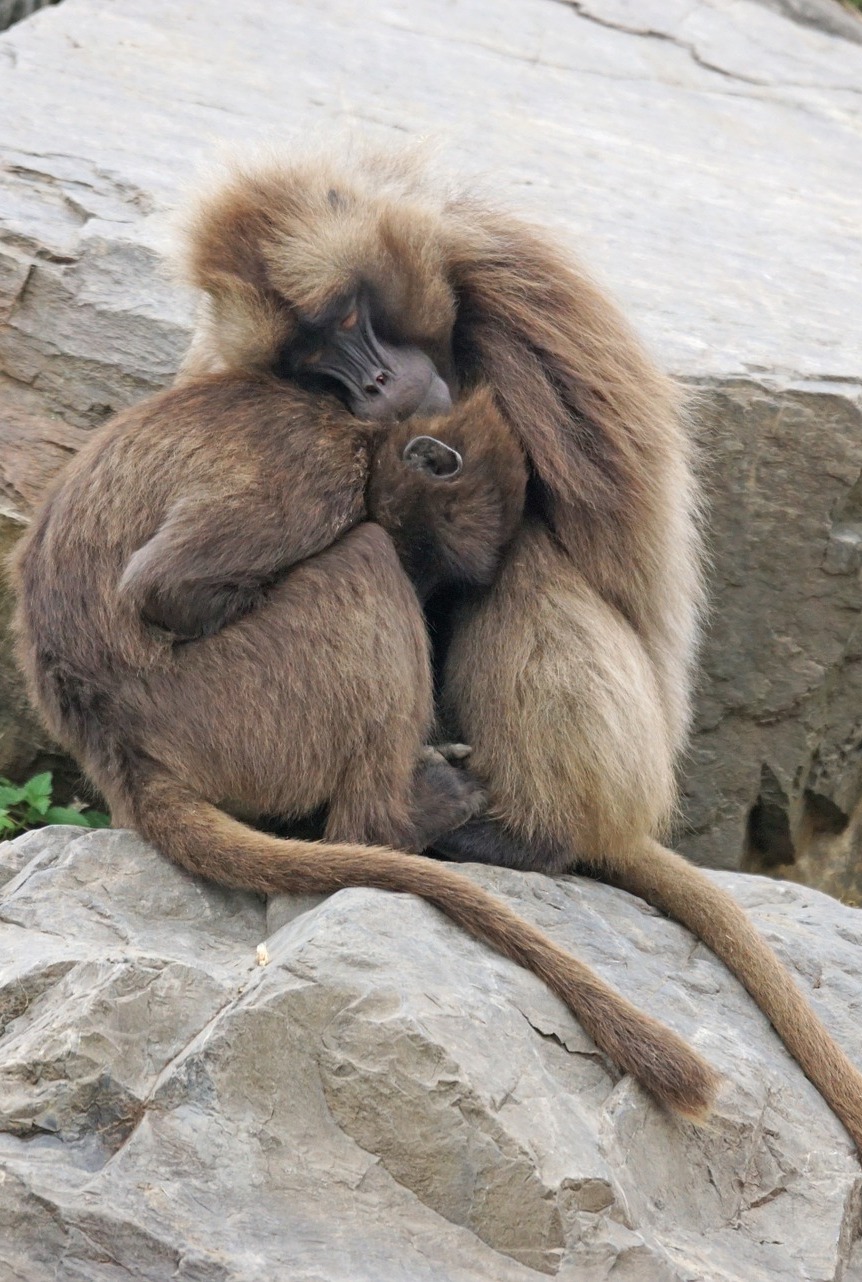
left=364, top=372, right=389, bottom=395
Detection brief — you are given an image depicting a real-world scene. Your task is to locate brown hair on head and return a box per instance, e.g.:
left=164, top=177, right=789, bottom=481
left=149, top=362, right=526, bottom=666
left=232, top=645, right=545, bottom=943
left=177, top=149, right=458, bottom=377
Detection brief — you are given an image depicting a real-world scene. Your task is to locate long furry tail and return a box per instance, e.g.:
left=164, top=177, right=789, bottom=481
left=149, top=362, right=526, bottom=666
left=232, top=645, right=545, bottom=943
left=615, top=839, right=862, bottom=1151
left=131, top=771, right=720, bottom=1119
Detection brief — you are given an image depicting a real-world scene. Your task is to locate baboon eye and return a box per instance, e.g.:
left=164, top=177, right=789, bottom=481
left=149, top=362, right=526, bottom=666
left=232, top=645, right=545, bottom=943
left=304, top=350, right=322, bottom=366
left=341, top=308, right=359, bottom=330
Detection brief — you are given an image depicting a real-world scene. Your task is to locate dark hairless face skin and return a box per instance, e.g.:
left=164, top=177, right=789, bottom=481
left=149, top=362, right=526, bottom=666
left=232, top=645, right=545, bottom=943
left=283, top=290, right=453, bottom=422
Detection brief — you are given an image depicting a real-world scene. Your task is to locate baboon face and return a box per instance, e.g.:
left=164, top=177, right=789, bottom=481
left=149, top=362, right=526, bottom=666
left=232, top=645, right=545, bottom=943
left=276, top=286, right=453, bottom=422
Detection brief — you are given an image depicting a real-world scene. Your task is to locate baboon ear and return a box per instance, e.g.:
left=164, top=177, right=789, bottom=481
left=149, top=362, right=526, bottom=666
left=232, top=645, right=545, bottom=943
left=403, top=435, right=463, bottom=479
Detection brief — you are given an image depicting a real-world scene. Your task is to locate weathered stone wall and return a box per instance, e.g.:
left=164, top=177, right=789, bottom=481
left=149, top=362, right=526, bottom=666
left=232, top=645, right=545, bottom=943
left=685, top=381, right=862, bottom=877
left=1, top=0, right=862, bottom=882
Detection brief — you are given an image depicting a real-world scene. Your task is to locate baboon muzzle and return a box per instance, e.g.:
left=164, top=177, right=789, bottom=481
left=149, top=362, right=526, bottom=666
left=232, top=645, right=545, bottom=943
left=320, top=305, right=452, bottom=422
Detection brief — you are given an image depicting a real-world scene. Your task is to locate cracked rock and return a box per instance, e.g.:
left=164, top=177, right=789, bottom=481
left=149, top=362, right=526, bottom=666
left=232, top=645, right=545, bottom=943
left=1, top=0, right=861, bottom=882
left=683, top=381, right=862, bottom=878
left=0, top=826, right=860, bottom=1279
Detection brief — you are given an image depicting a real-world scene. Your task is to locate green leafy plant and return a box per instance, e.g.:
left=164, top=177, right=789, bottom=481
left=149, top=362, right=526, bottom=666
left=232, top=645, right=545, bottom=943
left=0, top=771, right=110, bottom=840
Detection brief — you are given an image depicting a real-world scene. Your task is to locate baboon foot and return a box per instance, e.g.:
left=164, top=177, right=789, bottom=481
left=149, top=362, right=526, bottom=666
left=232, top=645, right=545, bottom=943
left=411, top=750, right=487, bottom=848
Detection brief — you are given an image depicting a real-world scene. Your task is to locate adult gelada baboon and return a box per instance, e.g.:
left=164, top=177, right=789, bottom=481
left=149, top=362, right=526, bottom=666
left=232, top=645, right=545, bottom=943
left=14, top=146, right=862, bottom=1149
left=13, top=354, right=717, bottom=1122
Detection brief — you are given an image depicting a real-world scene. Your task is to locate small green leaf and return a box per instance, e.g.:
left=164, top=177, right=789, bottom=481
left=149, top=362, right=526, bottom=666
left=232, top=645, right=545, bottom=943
left=22, top=772, right=53, bottom=816
left=83, top=810, right=111, bottom=829
left=22, top=771, right=52, bottom=794
left=0, top=773, right=110, bottom=839
left=43, top=807, right=91, bottom=827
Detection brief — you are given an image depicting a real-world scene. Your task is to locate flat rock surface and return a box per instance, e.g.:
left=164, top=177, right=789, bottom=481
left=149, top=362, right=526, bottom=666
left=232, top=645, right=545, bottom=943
left=1, top=0, right=861, bottom=397
left=0, top=8, right=860, bottom=840
left=0, top=827, right=860, bottom=1280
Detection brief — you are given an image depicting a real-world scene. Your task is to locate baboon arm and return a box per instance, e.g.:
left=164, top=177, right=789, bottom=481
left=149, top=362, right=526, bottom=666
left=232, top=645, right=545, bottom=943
left=446, top=207, right=691, bottom=556
left=119, top=486, right=364, bottom=638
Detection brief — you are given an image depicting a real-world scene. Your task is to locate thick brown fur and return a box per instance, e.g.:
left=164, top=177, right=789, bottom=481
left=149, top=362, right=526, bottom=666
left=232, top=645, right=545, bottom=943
left=169, top=147, right=862, bottom=1152
left=13, top=378, right=512, bottom=846
left=13, top=146, right=862, bottom=1148
left=12, top=370, right=718, bottom=1122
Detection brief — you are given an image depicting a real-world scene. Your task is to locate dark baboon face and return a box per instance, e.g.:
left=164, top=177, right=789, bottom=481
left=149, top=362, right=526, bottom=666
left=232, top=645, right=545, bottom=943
left=277, top=288, right=453, bottom=422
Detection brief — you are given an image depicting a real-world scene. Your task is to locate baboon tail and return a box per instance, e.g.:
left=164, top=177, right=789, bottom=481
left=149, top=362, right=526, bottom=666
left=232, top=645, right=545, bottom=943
left=616, top=839, right=862, bottom=1151
left=130, top=771, right=720, bottom=1119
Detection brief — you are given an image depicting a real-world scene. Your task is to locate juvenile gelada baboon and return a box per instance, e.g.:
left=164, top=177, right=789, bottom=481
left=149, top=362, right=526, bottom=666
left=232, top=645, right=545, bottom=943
left=14, top=147, right=862, bottom=1150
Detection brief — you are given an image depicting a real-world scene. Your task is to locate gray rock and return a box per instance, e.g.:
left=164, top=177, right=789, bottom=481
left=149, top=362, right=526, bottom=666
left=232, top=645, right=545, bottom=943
left=0, top=505, right=43, bottom=778
left=1, top=0, right=861, bottom=866
left=748, top=0, right=862, bottom=45
left=683, top=382, right=862, bottom=870
left=0, top=0, right=57, bottom=35
left=0, top=826, right=860, bottom=1279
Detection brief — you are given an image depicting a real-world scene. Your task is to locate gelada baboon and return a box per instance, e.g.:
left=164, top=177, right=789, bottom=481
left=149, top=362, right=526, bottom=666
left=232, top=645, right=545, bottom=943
left=13, top=375, right=515, bottom=849
left=12, top=364, right=716, bottom=1119
left=14, top=146, right=862, bottom=1147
